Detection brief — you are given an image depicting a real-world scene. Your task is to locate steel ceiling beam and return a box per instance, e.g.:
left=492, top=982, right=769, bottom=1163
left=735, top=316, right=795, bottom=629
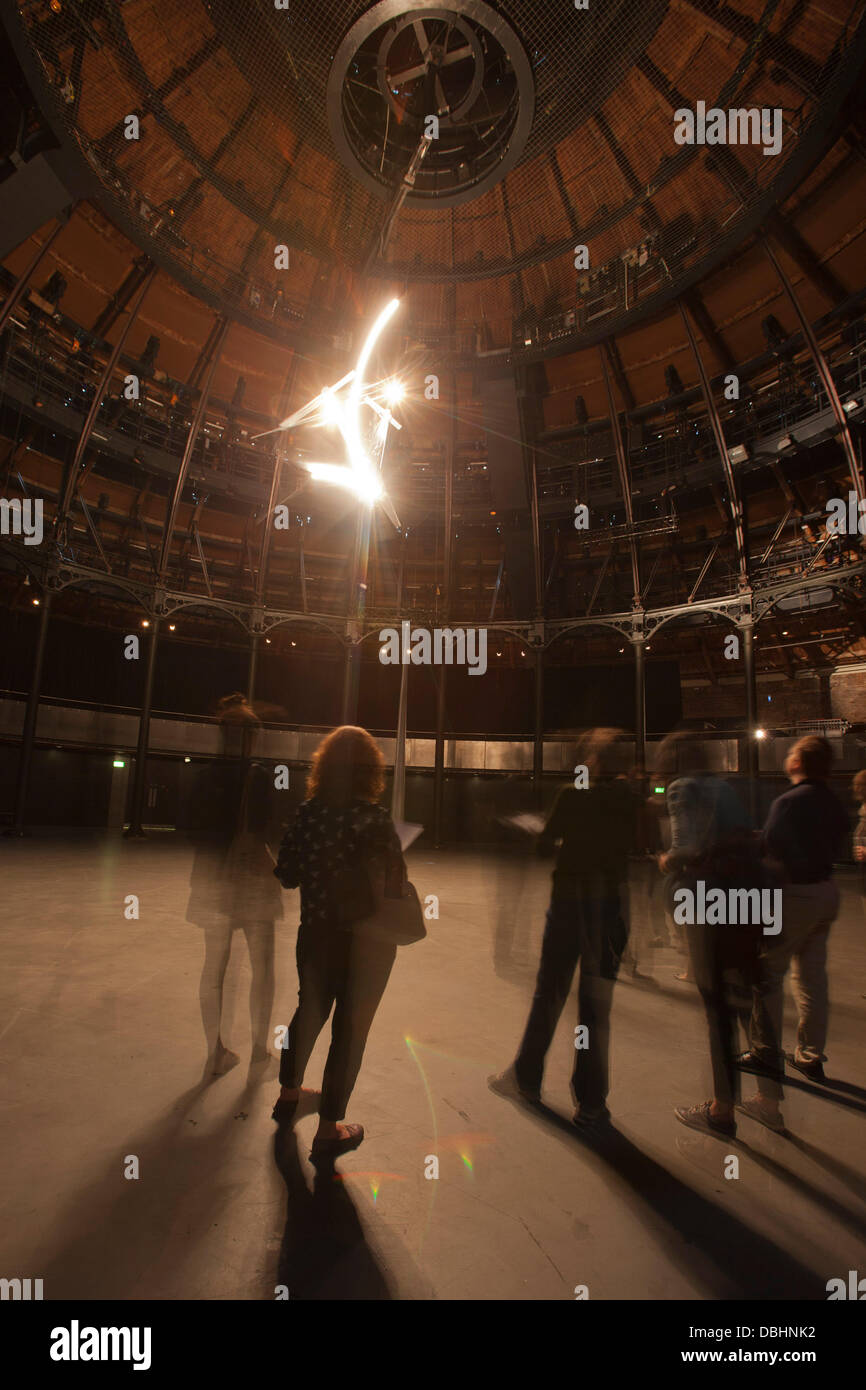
left=603, top=338, right=636, bottom=413
left=594, top=109, right=660, bottom=231
left=90, top=255, right=152, bottom=340
left=678, top=299, right=749, bottom=587
left=763, top=234, right=865, bottom=509
left=0, top=218, right=66, bottom=336
left=157, top=318, right=229, bottom=583
left=765, top=210, right=847, bottom=308
left=682, top=287, right=736, bottom=374
left=548, top=149, right=580, bottom=239
left=599, top=347, right=640, bottom=604
left=56, top=265, right=156, bottom=539
left=671, top=0, right=824, bottom=95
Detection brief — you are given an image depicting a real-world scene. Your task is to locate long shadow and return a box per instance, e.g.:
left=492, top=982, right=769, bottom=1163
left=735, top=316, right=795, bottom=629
left=272, top=1127, right=393, bottom=1300
left=820, top=1075, right=866, bottom=1102
left=32, top=1074, right=271, bottom=1299
left=524, top=1100, right=828, bottom=1299
left=733, top=1136, right=866, bottom=1240
left=776, top=1069, right=866, bottom=1115
left=783, top=1133, right=866, bottom=1205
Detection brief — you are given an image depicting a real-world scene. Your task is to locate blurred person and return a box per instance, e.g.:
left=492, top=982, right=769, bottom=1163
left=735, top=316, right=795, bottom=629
left=660, top=734, right=764, bottom=1139
left=623, top=773, right=667, bottom=982
left=273, top=726, right=403, bottom=1160
left=490, top=773, right=541, bottom=976
left=654, top=733, right=695, bottom=980
left=644, top=783, right=673, bottom=949
left=738, top=737, right=850, bottom=1126
left=186, top=694, right=281, bottom=1076
left=853, top=769, right=866, bottom=915
left=489, top=729, right=635, bottom=1130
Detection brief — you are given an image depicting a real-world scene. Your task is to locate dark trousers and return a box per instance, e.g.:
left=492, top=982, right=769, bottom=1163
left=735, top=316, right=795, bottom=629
left=280, top=920, right=396, bottom=1121
left=515, top=890, right=627, bottom=1110
left=686, top=919, right=762, bottom=1108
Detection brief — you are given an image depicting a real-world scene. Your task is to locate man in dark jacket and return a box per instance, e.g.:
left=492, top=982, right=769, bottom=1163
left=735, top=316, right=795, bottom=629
left=490, top=729, right=635, bottom=1129
left=739, top=735, right=849, bottom=1126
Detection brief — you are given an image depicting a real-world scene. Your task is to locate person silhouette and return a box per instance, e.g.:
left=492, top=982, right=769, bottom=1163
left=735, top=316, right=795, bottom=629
left=273, top=726, right=403, bottom=1160
left=186, top=693, right=281, bottom=1076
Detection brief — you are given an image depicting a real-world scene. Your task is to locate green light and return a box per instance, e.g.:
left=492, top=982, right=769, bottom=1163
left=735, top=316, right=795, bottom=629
left=113, top=759, right=125, bottom=769
left=654, top=785, right=665, bottom=794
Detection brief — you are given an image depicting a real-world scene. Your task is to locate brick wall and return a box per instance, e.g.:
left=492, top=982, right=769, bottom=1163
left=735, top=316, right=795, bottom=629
left=680, top=677, right=823, bottom=726
left=831, top=668, right=866, bottom=723
left=679, top=667, right=865, bottom=725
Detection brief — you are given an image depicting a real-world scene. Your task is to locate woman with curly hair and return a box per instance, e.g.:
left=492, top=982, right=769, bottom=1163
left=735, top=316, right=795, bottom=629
left=272, top=725, right=402, bottom=1159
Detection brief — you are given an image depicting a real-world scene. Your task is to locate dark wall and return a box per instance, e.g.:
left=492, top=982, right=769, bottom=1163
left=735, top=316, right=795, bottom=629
left=0, top=614, right=680, bottom=734
left=0, top=744, right=113, bottom=825
left=545, top=659, right=681, bottom=733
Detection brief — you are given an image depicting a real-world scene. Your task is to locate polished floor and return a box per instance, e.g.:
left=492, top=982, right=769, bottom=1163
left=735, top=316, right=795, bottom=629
left=1, top=835, right=864, bottom=1301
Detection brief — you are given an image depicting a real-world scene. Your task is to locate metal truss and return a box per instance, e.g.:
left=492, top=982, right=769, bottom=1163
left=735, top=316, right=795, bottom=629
left=7, top=542, right=861, bottom=655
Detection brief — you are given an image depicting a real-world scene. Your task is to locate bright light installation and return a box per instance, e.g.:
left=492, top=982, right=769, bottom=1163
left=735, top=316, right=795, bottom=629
left=256, top=299, right=404, bottom=526
left=384, top=380, right=404, bottom=406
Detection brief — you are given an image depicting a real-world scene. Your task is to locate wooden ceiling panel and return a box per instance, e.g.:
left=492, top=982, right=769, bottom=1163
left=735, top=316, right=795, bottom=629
left=75, top=49, right=138, bottom=141
left=452, top=188, right=511, bottom=265
left=507, top=156, right=567, bottom=256
left=787, top=1, right=859, bottom=64
left=387, top=212, right=451, bottom=271
left=162, top=53, right=251, bottom=161
left=646, top=11, right=719, bottom=89
left=124, top=0, right=215, bottom=92
left=113, top=126, right=198, bottom=209
left=180, top=187, right=258, bottom=268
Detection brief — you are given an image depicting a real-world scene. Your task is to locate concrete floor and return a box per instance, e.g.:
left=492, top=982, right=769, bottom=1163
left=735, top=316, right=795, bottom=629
left=1, top=835, right=864, bottom=1301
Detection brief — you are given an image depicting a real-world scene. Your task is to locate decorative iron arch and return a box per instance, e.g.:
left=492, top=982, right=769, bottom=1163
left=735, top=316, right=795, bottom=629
left=54, top=572, right=153, bottom=614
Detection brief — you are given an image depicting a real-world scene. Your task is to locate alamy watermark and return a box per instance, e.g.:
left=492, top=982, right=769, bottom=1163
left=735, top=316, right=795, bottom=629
left=825, top=491, right=866, bottom=535
left=379, top=622, right=487, bottom=675
left=672, top=880, right=782, bottom=935
left=0, top=497, right=43, bottom=545
left=674, top=101, right=782, bottom=157
left=49, top=1320, right=151, bottom=1370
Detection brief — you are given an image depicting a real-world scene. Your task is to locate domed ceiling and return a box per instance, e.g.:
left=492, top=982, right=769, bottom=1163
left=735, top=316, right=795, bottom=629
left=10, top=0, right=866, bottom=336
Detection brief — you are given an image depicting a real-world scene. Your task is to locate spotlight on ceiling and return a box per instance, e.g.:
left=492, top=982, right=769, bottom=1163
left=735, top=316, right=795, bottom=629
left=728, top=444, right=749, bottom=465
left=843, top=398, right=860, bottom=414
left=777, top=435, right=794, bottom=452
left=319, top=389, right=342, bottom=426
left=754, top=727, right=767, bottom=740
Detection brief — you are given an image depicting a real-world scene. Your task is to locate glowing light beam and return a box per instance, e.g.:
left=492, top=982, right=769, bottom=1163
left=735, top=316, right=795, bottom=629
left=254, top=302, right=403, bottom=526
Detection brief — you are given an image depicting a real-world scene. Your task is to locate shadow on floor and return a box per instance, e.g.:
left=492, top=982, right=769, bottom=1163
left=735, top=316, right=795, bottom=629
left=30, top=1068, right=282, bottom=1300
left=272, top=1128, right=394, bottom=1300
left=519, top=1099, right=830, bottom=1299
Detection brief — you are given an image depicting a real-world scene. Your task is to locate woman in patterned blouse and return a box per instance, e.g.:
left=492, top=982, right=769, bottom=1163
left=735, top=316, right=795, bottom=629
left=273, top=725, right=402, bottom=1158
